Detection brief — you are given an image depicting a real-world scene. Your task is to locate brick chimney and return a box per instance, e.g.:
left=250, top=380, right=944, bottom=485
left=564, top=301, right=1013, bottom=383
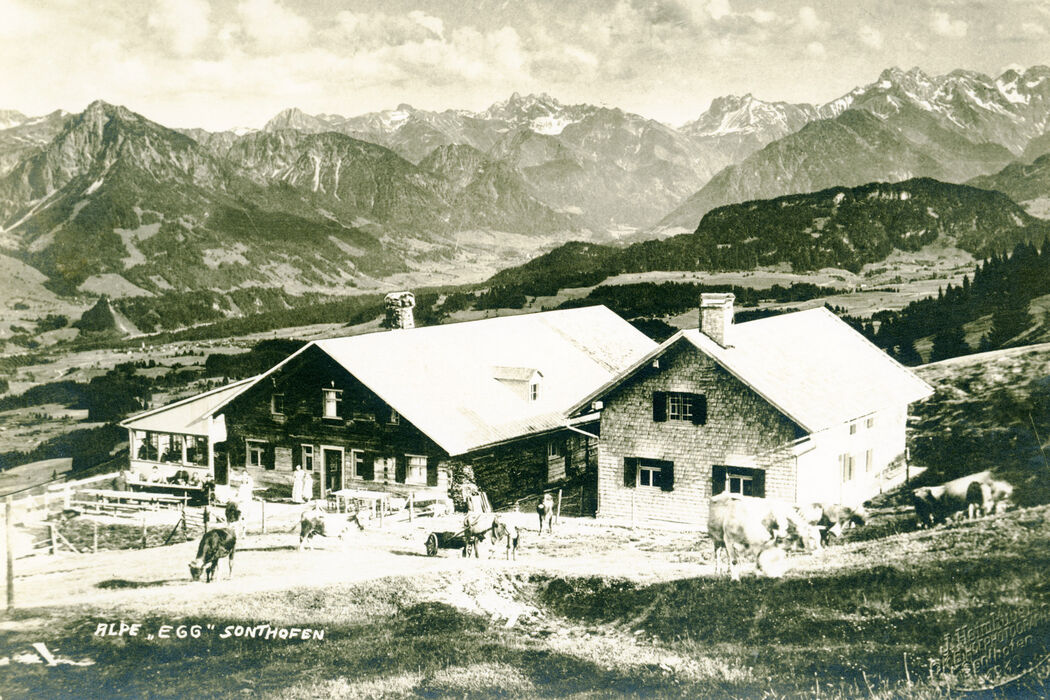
left=699, top=293, right=734, bottom=347
left=384, top=291, right=416, bottom=330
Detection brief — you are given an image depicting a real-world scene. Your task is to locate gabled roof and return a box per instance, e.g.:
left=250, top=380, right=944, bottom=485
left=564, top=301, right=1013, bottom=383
left=126, top=306, right=656, bottom=455
left=571, top=307, right=934, bottom=433
left=120, top=376, right=257, bottom=436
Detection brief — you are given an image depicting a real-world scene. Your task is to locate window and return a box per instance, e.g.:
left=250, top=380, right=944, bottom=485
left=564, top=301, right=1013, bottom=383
left=161, top=435, right=184, bottom=464
left=623, top=458, right=674, bottom=491
left=712, top=466, right=766, bottom=498
left=388, top=408, right=400, bottom=425
left=322, top=389, right=342, bottom=418
left=849, top=422, right=858, bottom=435
left=351, top=450, right=375, bottom=480
left=406, top=454, right=427, bottom=485
left=547, top=441, right=562, bottom=458
left=865, top=448, right=873, bottom=473
left=301, top=444, right=314, bottom=471
left=271, top=393, right=285, bottom=415
left=137, top=431, right=159, bottom=461
left=530, top=381, right=540, bottom=402
left=653, top=392, right=707, bottom=424
left=866, top=416, right=875, bottom=429
left=247, top=440, right=266, bottom=468
left=187, top=436, right=207, bottom=466
left=840, top=453, right=855, bottom=482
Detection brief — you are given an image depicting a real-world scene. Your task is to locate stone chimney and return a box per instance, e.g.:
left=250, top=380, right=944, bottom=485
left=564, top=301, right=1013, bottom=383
left=384, top=291, right=416, bottom=330
left=699, top=293, right=734, bottom=347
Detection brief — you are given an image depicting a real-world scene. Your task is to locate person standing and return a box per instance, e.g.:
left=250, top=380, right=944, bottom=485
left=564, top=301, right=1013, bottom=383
left=292, top=466, right=305, bottom=503
left=302, top=469, right=314, bottom=504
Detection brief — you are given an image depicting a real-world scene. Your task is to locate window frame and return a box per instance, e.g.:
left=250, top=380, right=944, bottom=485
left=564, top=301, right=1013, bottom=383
left=865, top=416, right=875, bottom=429
left=246, top=440, right=266, bottom=469
left=388, top=408, right=400, bottom=425
left=865, top=448, right=873, bottom=473
left=271, top=393, right=285, bottom=416
left=322, top=388, right=343, bottom=419
left=726, top=472, right=755, bottom=496
left=667, top=392, right=695, bottom=422
left=405, top=453, right=428, bottom=485
left=301, top=444, right=314, bottom=471
left=840, top=453, right=855, bottom=482
left=638, top=463, right=663, bottom=488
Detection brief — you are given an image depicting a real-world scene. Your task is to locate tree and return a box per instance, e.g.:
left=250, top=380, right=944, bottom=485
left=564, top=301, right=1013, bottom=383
left=930, top=326, right=970, bottom=362
left=894, top=339, right=923, bottom=366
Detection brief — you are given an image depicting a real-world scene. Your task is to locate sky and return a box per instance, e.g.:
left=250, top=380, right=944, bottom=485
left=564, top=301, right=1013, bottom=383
left=3, top=0, right=1050, bottom=130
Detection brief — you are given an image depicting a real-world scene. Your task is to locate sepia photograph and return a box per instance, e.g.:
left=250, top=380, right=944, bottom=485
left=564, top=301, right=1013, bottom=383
left=2, top=0, right=1050, bottom=697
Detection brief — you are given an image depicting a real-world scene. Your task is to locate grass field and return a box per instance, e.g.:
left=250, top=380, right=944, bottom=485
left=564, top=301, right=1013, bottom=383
left=2, top=502, right=1049, bottom=699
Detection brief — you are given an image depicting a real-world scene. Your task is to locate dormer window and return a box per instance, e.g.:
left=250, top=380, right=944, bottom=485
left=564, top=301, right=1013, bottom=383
left=492, top=366, right=543, bottom=402
left=323, top=388, right=342, bottom=418
left=530, top=381, right=540, bottom=402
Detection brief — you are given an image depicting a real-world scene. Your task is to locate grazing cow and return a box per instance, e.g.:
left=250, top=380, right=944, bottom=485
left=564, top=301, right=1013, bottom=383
left=799, top=503, right=866, bottom=545
left=537, top=493, right=555, bottom=535
left=913, top=471, right=1014, bottom=527
left=708, top=493, right=790, bottom=581
left=298, top=511, right=361, bottom=551
left=189, top=529, right=236, bottom=582
left=492, top=520, right=521, bottom=560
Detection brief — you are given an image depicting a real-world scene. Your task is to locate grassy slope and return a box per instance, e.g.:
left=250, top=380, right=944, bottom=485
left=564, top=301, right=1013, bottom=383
left=3, top=505, right=1050, bottom=698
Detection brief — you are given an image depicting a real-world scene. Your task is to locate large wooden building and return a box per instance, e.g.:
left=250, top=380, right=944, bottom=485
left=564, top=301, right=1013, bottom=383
left=569, top=293, right=934, bottom=526
left=120, top=304, right=657, bottom=508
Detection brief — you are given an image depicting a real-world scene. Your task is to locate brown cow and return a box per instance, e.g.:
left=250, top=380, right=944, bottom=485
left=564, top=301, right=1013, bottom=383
left=799, top=503, right=866, bottom=545
left=537, top=494, right=555, bottom=535
left=913, top=471, right=1014, bottom=527
left=189, top=529, right=236, bottom=582
left=708, top=494, right=809, bottom=580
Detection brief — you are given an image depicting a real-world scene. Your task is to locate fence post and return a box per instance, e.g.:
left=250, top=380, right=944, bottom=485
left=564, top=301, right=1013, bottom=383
left=556, top=489, right=562, bottom=524
left=141, top=516, right=147, bottom=549
left=5, top=496, right=14, bottom=610
left=49, top=524, right=56, bottom=555
left=180, top=502, right=187, bottom=540
left=261, top=499, right=266, bottom=535
left=93, top=521, right=98, bottom=554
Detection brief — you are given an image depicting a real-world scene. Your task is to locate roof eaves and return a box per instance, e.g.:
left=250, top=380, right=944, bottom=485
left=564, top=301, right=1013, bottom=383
left=119, top=375, right=259, bottom=428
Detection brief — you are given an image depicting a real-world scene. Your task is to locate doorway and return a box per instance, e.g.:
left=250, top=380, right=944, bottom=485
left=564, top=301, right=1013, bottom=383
left=322, top=446, right=344, bottom=496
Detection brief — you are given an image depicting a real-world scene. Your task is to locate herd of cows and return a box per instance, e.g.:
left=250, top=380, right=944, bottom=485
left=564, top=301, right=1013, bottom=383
left=185, top=471, right=1016, bottom=583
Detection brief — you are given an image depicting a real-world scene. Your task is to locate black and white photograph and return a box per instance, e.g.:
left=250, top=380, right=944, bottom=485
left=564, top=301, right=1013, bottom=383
left=2, top=0, right=1050, bottom=697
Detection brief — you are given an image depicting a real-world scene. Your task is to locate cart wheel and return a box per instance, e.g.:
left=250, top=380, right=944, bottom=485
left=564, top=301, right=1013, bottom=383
left=425, top=533, right=439, bottom=557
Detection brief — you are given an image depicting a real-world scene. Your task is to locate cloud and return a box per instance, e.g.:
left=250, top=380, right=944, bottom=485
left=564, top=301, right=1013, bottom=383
left=236, top=0, right=310, bottom=49
left=797, top=6, right=827, bottom=35
left=857, top=25, right=883, bottom=50
left=805, top=41, right=826, bottom=58
left=147, top=0, right=211, bottom=56
left=748, top=9, right=777, bottom=25
left=707, top=0, right=731, bottom=21
left=408, top=11, right=445, bottom=38
left=930, top=10, right=967, bottom=38
left=1020, top=21, right=1047, bottom=37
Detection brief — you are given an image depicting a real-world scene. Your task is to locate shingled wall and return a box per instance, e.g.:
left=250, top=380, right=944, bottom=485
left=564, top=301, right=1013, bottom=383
left=597, top=342, right=803, bottom=527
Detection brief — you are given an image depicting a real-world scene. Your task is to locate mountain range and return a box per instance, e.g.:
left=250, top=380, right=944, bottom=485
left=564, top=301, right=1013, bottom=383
left=3, top=66, right=1050, bottom=301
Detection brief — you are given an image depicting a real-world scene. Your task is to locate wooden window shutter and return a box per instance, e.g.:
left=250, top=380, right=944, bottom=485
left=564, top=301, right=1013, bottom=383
left=652, top=392, right=667, bottom=422
left=711, top=465, right=727, bottom=495
left=753, top=469, right=766, bottom=498
left=426, top=456, right=438, bottom=487
left=395, top=455, right=407, bottom=483
left=660, top=460, right=674, bottom=492
left=624, top=458, right=638, bottom=488
left=360, top=452, right=375, bottom=481
left=692, top=394, right=708, bottom=425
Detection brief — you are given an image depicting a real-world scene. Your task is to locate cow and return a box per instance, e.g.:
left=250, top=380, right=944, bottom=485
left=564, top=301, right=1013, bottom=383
left=189, top=529, right=236, bottom=582
left=492, top=519, right=521, bottom=560
left=462, top=512, right=497, bottom=558
left=708, top=493, right=789, bottom=581
left=913, top=471, right=1014, bottom=527
left=298, top=511, right=362, bottom=551
left=537, top=493, right=555, bottom=535
left=799, top=503, right=866, bottom=545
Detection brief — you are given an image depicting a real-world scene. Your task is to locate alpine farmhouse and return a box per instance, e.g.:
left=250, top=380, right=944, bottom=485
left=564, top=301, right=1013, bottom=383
left=569, top=293, right=934, bottom=526
left=120, top=292, right=932, bottom=522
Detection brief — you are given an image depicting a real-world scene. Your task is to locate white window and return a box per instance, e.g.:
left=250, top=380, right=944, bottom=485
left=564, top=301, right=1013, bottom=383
left=865, top=448, right=873, bottom=473
left=638, top=463, right=662, bottom=488
left=840, top=453, right=855, bottom=482
left=668, top=392, right=695, bottom=421
left=406, top=454, right=427, bottom=485
left=271, top=393, right=284, bottom=415
left=323, top=389, right=342, bottom=418
left=866, top=416, right=875, bottom=429
left=530, top=381, right=540, bottom=402
left=247, top=440, right=266, bottom=468
left=849, top=422, right=858, bottom=435
left=727, top=473, right=753, bottom=495
left=547, top=441, right=562, bottom=458
left=388, top=408, right=400, bottom=425
left=301, top=444, right=314, bottom=471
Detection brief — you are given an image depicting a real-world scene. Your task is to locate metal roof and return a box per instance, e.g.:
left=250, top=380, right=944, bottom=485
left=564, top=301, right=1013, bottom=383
left=572, top=307, right=934, bottom=433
